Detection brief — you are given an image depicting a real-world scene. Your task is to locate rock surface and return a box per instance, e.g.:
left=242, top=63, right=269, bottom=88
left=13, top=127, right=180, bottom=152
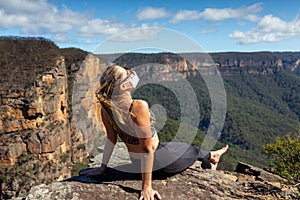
left=26, top=162, right=298, bottom=200
left=26, top=143, right=299, bottom=200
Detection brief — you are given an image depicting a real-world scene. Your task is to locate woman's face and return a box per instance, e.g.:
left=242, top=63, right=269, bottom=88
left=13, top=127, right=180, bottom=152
left=116, top=66, right=139, bottom=90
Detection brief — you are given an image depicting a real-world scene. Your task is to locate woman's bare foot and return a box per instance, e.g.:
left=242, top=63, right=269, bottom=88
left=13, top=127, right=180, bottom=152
left=210, top=145, right=229, bottom=165
left=211, top=162, right=218, bottom=170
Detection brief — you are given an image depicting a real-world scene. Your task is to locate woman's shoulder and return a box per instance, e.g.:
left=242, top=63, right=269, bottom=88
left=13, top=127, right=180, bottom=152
left=131, top=99, right=149, bottom=114
left=133, top=99, right=148, bottom=107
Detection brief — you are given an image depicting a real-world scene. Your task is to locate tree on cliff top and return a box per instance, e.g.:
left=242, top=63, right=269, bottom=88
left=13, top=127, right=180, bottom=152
left=264, top=129, right=300, bottom=185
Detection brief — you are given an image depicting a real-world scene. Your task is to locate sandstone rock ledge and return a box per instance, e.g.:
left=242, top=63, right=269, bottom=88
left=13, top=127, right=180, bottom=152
left=26, top=162, right=298, bottom=200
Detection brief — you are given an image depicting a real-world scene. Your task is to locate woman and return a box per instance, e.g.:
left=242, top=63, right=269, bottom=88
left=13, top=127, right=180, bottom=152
left=80, top=64, right=229, bottom=200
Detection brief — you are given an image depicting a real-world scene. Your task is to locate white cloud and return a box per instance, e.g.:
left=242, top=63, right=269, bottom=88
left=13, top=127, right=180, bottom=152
left=229, top=14, right=300, bottom=44
left=52, top=33, right=73, bottom=43
left=0, top=0, right=50, bottom=15
left=136, top=7, right=170, bottom=20
left=109, top=24, right=161, bottom=42
left=170, top=10, right=201, bottom=23
left=0, top=9, right=29, bottom=29
left=79, top=19, right=126, bottom=37
left=0, top=0, right=161, bottom=43
left=170, top=3, right=262, bottom=23
left=0, top=0, right=139, bottom=44
left=0, top=0, right=87, bottom=34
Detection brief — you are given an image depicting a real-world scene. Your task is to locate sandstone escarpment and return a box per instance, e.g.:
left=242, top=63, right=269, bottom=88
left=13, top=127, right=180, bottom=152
left=0, top=38, right=89, bottom=199
left=111, top=52, right=300, bottom=78
left=0, top=57, right=69, bottom=167
left=0, top=57, right=82, bottom=198
left=72, top=53, right=108, bottom=156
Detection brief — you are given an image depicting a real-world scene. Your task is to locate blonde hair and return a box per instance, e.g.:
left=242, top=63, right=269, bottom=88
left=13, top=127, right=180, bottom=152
left=96, top=64, right=136, bottom=138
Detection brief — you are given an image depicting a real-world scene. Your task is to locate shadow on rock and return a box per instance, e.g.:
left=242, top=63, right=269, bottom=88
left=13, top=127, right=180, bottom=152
left=65, top=163, right=172, bottom=184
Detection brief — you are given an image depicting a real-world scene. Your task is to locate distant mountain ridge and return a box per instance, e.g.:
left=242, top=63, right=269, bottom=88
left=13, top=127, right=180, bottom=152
left=1, top=36, right=300, bottom=94
left=109, top=51, right=300, bottom=76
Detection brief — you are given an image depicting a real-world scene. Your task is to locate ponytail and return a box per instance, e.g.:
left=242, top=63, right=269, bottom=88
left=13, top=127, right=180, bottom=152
left=96, top=65, right=135, bottom=136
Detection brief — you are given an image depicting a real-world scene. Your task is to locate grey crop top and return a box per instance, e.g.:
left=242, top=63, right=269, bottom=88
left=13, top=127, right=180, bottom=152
left=116, top=100, right=157, bottom=145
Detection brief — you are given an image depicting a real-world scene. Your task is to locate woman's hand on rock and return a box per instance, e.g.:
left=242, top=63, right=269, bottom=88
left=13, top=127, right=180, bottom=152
left=139, top=187, right=161, bottom=200
left=79, top=164, right=107, bottom=176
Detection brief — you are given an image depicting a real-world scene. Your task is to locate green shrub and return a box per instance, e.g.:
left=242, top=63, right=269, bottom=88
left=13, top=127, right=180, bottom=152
left=264, top=130, right=300, bottom=185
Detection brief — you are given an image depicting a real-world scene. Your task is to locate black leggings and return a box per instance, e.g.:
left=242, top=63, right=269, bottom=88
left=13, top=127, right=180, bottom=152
left=130, top=142, right=211, bottom=175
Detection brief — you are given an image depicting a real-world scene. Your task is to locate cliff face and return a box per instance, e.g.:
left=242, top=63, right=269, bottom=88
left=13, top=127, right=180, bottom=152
left=72, top=54, right=107, bottom=155
left=111, top=52, right=300, bottom=78
left=0, top=38, right=89, bottom=199
left=0, top=57, right=68, bottom=165
left=210, top=52, right=300, bottom=76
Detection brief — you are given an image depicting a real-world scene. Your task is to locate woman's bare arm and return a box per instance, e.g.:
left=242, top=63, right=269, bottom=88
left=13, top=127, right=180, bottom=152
left=131, top=100, right=161, bottom=200
left=100, top=108, right=118, bottom=169
left=80, top=108, right=117, bottom=176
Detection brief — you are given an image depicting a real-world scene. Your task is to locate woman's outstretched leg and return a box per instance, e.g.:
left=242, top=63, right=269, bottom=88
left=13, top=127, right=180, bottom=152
left=198, top=144, right=229, bottom=170
left=210, top=145, right=229, bottom=164
left=209, top=145, right=229, bottom=169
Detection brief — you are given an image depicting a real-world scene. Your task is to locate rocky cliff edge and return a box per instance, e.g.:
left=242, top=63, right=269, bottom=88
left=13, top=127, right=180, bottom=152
left=26, top=142, right=298, bottom=200
left=26, top=161, right=298, bottom=200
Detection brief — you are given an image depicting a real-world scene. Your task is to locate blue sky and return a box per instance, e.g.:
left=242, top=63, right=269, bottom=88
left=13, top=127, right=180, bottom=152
left=0, top=0, right=300, bottom=53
